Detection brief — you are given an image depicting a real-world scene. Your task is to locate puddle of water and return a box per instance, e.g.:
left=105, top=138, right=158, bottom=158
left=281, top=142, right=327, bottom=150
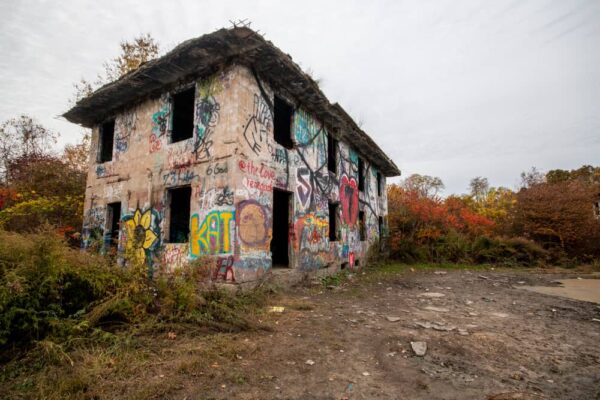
left=519, top=279, right=600, bottom=303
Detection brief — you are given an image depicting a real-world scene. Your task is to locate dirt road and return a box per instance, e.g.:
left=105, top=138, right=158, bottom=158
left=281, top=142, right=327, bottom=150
left=178, top=267, right=600, bottom=400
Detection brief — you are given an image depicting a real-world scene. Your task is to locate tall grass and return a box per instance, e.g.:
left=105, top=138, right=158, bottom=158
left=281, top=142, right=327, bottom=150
left=0, top=228, right=268, bottom=359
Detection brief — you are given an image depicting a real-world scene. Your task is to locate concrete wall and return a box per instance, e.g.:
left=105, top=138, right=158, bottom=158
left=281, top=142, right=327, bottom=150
left=82, top=65, right=387, bottom=284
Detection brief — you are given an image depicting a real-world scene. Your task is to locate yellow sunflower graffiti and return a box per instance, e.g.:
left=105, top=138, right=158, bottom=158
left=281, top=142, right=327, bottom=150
left=124, top=209, right=158, bottom=263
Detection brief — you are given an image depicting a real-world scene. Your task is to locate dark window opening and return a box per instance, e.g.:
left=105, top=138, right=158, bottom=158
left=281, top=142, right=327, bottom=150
left=327, top=134, right=337, bottom=173
left=358, top=157, right=365, bottom=192
left=273, top=96, right=294, bottom=149
left=171, top=87, right=195, bottom=143
left=329, top=202, right=338, bottom=242
left=377, top=172, right=383, bottom=196
left=271, top=189, right=291, bottom=267
left=99, top=119, right=115, bottom=163
left=359, top=210, right=366, bottom=241
left=107, top=202, right=121, bottom=248
left=340, top=262, right=349, bottom=270
left=355, top=259, right=360, bottom=267
left=168, top=186, right=191, bottom=243
left=378, top=216, right=384, bottom=238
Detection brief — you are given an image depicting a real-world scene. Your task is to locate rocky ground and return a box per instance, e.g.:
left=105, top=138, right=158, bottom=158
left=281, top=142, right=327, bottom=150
left=176, top=266, right=600, bottom=400
left=6, top=265, right=599, bottom=399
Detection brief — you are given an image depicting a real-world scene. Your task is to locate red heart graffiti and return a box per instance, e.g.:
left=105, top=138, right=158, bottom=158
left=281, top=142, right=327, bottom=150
left=340, top=175, right=358, bottom=226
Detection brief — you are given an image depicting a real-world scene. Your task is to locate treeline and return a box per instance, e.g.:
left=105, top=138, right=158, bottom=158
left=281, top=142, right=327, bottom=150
left=387, top=166, right=600, bottom=266
left=0, top=116, right=88, bottom=240
left=0, top=34, right=160, bottom=240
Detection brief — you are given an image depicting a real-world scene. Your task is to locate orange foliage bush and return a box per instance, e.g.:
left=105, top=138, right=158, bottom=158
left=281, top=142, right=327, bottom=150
left=513, top=180, right=600, bottom=260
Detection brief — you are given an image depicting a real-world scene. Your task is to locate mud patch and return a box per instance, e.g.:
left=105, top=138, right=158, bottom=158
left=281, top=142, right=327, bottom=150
left=519, top=279, right=600, bottom=303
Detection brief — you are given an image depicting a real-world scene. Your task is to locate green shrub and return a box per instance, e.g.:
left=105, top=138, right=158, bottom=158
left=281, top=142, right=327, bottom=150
left=431, top=230, right=470, bottom=263
left=0, top=229, right=122, bottom=348
left=471, top=236, right=548, bottom=266
left=0, top=228, right=267, bottom=354
left=389, top=239, right=429, bottom=263
left=389, top=231, right=549, bottom=267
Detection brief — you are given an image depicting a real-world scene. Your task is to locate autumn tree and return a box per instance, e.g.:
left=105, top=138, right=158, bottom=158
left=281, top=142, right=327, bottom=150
left=63, top=132, right=91, bottom=172
left=73, top=33, right=160, bottom=103
left=103, top=33, right=159, bottom=82
left=512, top=180, right=600, bottom=259
left=0, top=117, right=86, bottom=235
left=546, top=165, right=600, bottom=185
left=387, top=178, right=495, bottom=262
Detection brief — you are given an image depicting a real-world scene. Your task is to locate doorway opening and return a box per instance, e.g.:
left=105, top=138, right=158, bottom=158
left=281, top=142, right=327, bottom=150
left=167, top=186, right=191, bottom=243
left=106, top=202, right=121, bottom=249
left=271, top=189, right=291, bottom=267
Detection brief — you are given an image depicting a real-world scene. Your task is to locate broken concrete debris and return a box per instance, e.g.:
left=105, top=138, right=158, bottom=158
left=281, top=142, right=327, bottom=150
left=423, top=306, right=450, bottom=312
left=415, top=321, right=456, bottom=331
left=418, top=292, right=446, bottom=298
left=410, top=341, right=427, bottom=356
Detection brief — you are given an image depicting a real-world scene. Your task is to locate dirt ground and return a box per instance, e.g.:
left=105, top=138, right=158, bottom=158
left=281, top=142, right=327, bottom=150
left=8, top=266, right=599, bottom=400
left=166, top=266, right=600, bottom=400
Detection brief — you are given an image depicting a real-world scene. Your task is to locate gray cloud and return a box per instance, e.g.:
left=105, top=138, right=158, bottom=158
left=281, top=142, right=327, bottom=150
left=1, top=0, right=598, bottom=194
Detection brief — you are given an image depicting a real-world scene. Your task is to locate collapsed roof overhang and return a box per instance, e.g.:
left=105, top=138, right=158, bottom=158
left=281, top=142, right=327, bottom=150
left=63, top=27, right=400, bottom=177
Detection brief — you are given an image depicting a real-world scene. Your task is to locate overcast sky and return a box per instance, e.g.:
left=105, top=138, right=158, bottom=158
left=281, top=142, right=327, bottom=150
left=1, top=0, right=598, bottom=194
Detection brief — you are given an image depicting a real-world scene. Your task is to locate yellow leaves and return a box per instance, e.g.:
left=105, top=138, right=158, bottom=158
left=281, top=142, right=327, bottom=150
left=469, top=187, right=516, bottom=223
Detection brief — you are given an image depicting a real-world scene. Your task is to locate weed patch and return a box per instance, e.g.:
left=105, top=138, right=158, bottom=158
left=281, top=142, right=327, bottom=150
left=320, top=271, right=349, bottom=287
left=0, top=228, right=270, bottom=399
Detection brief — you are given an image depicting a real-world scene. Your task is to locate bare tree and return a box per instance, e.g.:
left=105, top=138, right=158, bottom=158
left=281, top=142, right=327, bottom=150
left=469, top=176, right=489, bottom=203
left=402, top=174, right=445, bottom=199
left=520, top=167, right=545, bottom=189
left=0, top=115, right=58, bottom=184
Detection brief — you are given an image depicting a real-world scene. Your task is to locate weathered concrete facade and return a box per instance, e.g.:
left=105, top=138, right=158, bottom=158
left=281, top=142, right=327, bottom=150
left=68, top=28, right=400, bottom=284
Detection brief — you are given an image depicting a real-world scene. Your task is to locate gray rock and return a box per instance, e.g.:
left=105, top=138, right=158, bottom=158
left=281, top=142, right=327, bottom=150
left=419, top=292, right=445, bottom=298
left=416, top=321, right=434, bottom=329
left=416, top=321, right=455, bottom=331
left=386, top=316, right=402, bottom=322
left=411, top=341, right=427, bottom=356
left=424, top=306, right=450, bottom=312
left=432, top=324, right=456, bottom=331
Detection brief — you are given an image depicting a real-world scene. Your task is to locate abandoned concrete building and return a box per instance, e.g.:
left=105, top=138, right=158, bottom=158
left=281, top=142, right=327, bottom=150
left=64, top=27, right=400, bottom=284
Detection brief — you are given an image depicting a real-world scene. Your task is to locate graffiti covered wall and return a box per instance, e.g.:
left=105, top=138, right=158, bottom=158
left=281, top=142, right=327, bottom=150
left=232, top=66, right=387, bottom=274
left=82, top=64, right=387, bottom=283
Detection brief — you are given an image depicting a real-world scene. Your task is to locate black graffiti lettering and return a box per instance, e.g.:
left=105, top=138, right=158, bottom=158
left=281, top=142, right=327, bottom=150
left=215, top=186, right=234, bottom=206
left=297, top=167, right=312, bottom=208
left=243, top=116, right=267, bottom=155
